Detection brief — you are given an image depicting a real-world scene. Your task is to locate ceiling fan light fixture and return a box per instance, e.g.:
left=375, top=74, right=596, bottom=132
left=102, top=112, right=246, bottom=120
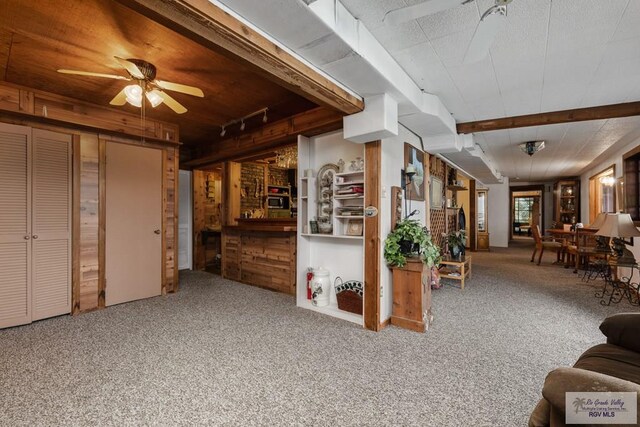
left=145, top=90, right=164, bottom=108
left=124, top=84, right=143, bottom=107
left=220, top=126, right=226, bottom=137
left=520, top=140, right=545, bottom=156
left=240, top=120, right=246, bottom=131
left=263, top=110, right=268, bottom=123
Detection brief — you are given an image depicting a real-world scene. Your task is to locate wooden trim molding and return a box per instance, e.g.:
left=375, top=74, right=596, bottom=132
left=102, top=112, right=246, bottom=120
left=364, top=141, right=381, bottom=331
left=457, top=101, right=640, bottom=134
left=114, top=0, right=363, bottom=115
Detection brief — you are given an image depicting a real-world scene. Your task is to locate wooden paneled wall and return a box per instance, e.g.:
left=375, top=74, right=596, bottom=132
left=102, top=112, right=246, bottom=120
left=163, top=148, right=179, bottom=293
left=75, top=134, right=101, bottom=312
left=0, top=81, right=179, bottom=143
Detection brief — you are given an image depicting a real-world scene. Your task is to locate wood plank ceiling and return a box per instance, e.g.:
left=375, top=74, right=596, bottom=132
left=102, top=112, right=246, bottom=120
left=0, top=0, right=318, bottom=153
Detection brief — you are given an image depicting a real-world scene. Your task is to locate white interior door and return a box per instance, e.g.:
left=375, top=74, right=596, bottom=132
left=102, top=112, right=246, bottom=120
left=0, top=124, right=32, bottom=328
left=31, top=129, right=71, bottom=321
left=178, top=170, right=192, bottom=270
left=106, top=142, right=162, bottom=306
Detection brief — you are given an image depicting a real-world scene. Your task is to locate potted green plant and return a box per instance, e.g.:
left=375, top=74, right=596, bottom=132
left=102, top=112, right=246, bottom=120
left=445, top=229, right=466, bottom=258
left=384, top=219, right=441, bottom=268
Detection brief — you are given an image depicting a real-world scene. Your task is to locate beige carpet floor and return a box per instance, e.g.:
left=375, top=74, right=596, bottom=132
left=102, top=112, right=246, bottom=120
left=0, top=241, right=637, bottom=426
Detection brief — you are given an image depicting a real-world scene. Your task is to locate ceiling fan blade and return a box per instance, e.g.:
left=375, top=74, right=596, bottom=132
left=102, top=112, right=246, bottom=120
left=57, top=69, right=129, bottom=80
left=463, top=5, right=506, bottom=64
left=154, top=80, right=204, bottom=98
left=154, top=90, right=187, bottom=114
left=109, top=87, right=128, bottom=106
left=114, top=56, right=145, bottom=79
left=384, top=0, right=469, bottom=25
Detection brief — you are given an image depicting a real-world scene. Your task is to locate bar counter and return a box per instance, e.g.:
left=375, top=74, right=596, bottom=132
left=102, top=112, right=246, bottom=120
left=222, top=218, right=297, bottom=295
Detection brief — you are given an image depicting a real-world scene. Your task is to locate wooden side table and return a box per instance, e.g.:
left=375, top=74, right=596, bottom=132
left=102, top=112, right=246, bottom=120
left=390, top=258, right=433, bottom=333
left=439, top=254, right=472, bottom=289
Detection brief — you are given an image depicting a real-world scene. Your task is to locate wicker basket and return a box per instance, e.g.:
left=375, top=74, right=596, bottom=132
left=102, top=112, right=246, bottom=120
left=334, top=277, right=363, bottom=315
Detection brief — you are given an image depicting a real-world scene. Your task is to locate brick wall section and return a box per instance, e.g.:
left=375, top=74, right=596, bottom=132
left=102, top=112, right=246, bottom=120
left=268, top=166, right=289, bottom=186
left=241, top=163, right=266, bottom=212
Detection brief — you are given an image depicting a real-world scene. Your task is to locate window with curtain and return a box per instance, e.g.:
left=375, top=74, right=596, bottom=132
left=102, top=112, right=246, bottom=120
left=514, top=197, right=535, bottom=224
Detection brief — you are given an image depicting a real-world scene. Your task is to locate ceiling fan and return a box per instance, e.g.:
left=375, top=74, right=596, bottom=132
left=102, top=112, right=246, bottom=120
left=57, top=57, right=204, bottom=114
left=384, top=0, right=512, bottom=64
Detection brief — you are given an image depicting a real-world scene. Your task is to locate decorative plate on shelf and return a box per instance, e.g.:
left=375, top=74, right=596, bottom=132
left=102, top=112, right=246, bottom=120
left=316, top=163, right=339, bottom=228
left=317, top=163, right=339, bottom=188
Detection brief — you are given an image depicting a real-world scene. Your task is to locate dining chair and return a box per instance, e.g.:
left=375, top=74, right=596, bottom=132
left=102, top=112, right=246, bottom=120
left=531, top=225, right=563, bottom=265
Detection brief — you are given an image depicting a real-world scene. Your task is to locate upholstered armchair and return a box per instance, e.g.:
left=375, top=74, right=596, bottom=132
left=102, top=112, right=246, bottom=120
left=529, top=313, right=640, bottom=426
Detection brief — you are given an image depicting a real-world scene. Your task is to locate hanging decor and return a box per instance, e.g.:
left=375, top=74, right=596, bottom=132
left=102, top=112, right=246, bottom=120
left=275, top=145, right=297, bottom=169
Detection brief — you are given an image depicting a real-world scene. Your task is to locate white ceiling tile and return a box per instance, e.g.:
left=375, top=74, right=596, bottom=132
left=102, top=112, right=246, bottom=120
left=428, top=28, right=475, bottom=67
left=612, top=0, right=640, bottom=41
left=414, top=1, right=478, bottom=40
left=340, top=0, right=407, bottom=29
left=371, top=20, right=428, bottom=52
left=328, top=0, right=640, bottom=181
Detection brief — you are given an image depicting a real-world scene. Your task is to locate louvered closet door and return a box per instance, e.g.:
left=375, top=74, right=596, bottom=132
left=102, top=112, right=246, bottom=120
left=31, top=129, right=71, bottom=321
left=0, top=124, right=31, bottom=329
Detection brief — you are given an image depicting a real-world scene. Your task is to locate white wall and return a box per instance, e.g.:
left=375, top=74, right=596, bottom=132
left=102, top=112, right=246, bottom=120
left=486, top=178, right=510, bottom=247
left=379, top=126, right=427, bottom=322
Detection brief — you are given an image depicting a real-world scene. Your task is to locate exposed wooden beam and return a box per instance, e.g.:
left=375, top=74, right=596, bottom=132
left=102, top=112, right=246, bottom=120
left=184, top=107, right=343, bottom=168
left=114, top=0, right=363, bottom=115
left=457, top=101, right=640, bottom=134
left=0, top=30, right=12, bottom=81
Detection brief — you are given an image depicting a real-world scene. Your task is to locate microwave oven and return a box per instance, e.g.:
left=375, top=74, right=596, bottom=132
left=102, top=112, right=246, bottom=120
left=267, top=196, right=285, bottom=208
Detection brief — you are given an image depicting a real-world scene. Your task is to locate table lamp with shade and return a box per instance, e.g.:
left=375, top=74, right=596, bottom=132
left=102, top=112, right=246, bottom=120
left=595, top=213, right=640, bottom=265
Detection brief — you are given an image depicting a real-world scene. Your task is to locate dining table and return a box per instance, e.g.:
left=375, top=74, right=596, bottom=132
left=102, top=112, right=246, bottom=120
left=545, top=228, right=575, bottom=265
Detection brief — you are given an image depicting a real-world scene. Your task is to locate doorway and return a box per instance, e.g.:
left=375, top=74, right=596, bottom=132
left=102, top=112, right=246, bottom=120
left=178, top=170, right=193, bottom=270
left=510, top=186, right=544, bottom=241
left=105, top=142, right=162, bottom=306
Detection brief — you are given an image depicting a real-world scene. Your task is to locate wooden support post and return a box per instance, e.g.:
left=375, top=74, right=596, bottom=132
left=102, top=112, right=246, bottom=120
left=364, top=141, right=381, bottom=331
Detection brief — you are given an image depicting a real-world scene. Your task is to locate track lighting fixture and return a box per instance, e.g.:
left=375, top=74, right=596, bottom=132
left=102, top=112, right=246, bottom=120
left=218, top=107, right=269, bottom=138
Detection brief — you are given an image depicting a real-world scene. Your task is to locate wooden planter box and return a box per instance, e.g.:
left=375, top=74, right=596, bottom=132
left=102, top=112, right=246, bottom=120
left=390, top=258, right=433, bottom=333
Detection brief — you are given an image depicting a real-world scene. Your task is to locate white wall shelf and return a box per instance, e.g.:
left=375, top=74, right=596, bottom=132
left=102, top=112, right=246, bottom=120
left=300, top=233, right=363, bottom=240
left=298, top=300, right=362, bottom=324
left=297, top=132, right=365, bottom=326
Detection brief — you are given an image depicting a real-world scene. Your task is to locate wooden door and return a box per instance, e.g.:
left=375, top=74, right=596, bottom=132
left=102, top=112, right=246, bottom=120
left=105, top=142, right=162, bottom=306
left=31, top=129, right=72, bottom=321
left=0, top=124, right=32, bottom=328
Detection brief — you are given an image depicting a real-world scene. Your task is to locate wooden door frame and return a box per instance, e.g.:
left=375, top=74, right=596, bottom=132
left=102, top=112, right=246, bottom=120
left=509, top=185, right=544, bottom=240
